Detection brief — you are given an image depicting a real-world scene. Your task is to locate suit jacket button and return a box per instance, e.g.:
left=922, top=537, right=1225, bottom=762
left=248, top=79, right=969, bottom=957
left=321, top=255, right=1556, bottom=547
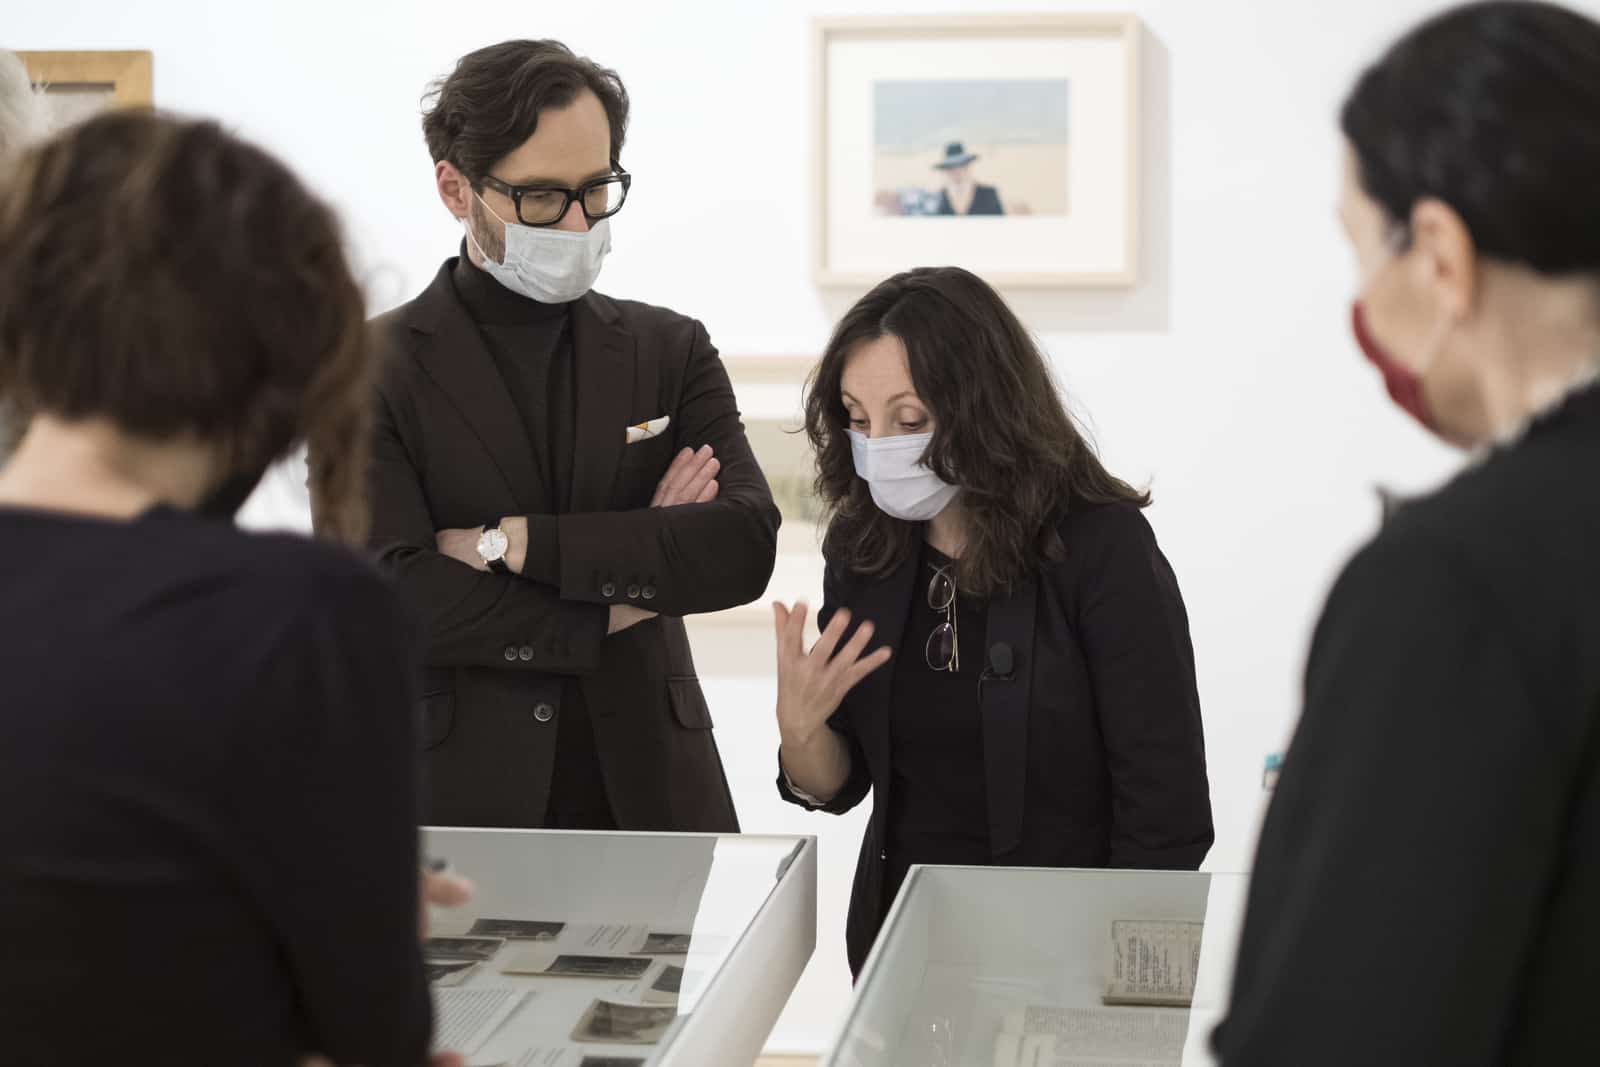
left=503, top=646, right=518, bottom=662
left=641, top=585, right=657, bottom=600
left=533, top=703, right=555, bottom=723
left=601, top=582, right=617, bottom=598
left=518, top=646, right=533, bottom=661
left=627, top=584, right=641, bottom=600
left=879, top=850, right=887, bottom=862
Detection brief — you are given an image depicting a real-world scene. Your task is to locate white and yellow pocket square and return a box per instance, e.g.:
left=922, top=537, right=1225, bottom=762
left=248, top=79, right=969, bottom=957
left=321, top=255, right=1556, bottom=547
left=626, top=415, right=671, bottom=444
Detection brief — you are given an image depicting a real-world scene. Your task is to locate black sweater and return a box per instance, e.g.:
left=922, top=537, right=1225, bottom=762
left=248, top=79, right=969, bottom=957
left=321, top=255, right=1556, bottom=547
left=1217, top=382, right=1600, bottom=1065
left=0, top=506, right=431, bottom=1066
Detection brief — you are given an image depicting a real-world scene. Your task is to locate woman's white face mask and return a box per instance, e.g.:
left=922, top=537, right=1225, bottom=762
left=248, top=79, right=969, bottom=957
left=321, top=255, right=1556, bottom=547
left=848, top=429, right=959, bottom=521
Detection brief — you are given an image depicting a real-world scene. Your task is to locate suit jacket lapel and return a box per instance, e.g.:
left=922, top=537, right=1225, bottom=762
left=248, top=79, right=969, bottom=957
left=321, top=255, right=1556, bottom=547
left=570, top=292, right=635, bottom=513
left=849, top=552, right=918, bottom=813
left=981, top=574, right=1038, bottom=857
left=406, top=262, right=542, bottom=515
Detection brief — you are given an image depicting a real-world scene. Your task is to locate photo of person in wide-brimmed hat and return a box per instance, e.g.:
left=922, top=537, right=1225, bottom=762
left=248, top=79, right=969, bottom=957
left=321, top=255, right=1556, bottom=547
left=933, top=141, right=1005, bottom=215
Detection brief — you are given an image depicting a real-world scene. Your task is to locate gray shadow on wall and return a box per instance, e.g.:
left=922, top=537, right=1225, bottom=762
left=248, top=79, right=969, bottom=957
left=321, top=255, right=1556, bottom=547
left=816, top=25, right=1173, bottom=336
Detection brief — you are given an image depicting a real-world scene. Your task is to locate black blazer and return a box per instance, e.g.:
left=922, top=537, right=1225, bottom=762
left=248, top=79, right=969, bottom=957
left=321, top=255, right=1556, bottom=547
left=937, top=183, right=1005, bottom=215
left=362, top=263, right=779, bottom=832
left=779, top=501, right=1214, bottom=973
left=1216, top=383, right=1600, bottom=1065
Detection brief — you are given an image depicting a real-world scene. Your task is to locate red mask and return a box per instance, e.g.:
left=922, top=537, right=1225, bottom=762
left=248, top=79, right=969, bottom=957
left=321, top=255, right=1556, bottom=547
left=1351, top=301, right=1439, bottom=434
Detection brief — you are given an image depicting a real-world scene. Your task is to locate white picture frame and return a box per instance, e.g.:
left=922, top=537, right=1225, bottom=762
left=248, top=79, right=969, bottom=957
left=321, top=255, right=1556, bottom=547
left=813, top=15, right=1142, bottom=289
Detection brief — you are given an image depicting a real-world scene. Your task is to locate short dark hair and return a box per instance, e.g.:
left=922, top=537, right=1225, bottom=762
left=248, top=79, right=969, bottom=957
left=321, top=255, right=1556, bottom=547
left=0, top=111, right=375, bottom=545
left=805, top=267, right=1149, bottom=596
left=1342, top=0, right=1600, bottom=274
left=422, top=40, right=630, bottom=182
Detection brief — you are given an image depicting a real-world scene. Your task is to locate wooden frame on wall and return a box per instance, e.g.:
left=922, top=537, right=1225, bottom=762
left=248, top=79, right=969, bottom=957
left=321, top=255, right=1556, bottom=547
left=813, top=14, right=1142, bottom=289
left=19, top=50, right=154, bottom=120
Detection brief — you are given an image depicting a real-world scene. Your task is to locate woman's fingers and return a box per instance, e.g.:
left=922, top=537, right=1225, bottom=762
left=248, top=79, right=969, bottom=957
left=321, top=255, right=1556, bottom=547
left=842, top=645, right=895, bottom=691
left=821, top=617, right=876, bottom=683
left=808, top=607, right=853, bottom=664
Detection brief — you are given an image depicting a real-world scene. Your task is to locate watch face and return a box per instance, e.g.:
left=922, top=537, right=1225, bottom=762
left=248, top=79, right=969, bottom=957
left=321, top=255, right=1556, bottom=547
left=477, top=527, right=509, bottom=562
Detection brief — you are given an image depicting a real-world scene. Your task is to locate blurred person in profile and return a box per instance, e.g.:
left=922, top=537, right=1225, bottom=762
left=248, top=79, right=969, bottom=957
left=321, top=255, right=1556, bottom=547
left=1217, top=3, right=1600, bottom=1063
left=772, top=266, right=1213, bottom=975
left=0, top=49, right=47, bottom=456
left=0, top=111, right=444, bottom=1066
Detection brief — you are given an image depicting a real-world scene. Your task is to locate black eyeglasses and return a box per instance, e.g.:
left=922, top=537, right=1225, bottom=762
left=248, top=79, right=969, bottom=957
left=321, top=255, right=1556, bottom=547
left=925, top=564, right=959, bottom=673
left=478, top=170, right=632, bottom=227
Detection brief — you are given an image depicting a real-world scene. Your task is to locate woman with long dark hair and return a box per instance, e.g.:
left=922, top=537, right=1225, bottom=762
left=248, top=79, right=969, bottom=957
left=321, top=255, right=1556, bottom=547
left=1217, top=3, right=1600, bottom=1062
left=772, top=266, right=1214, bottom=973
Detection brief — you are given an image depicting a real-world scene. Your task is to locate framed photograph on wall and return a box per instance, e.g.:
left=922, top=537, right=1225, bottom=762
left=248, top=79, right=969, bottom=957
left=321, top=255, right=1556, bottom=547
left=683, top=356, right=824, bottom=678
left=18, top=50, right=153, bottom=128
left=813, top=15, right=1141, bottom=288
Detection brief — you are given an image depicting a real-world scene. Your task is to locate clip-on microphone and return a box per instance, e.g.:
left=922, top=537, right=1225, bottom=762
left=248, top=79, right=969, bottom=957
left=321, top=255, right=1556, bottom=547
left=980, top=641, right=1015, bottom=686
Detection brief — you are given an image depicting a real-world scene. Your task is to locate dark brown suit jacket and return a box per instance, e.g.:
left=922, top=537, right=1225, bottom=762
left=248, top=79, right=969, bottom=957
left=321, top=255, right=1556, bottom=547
left=363, top=262, right=778, bottom=831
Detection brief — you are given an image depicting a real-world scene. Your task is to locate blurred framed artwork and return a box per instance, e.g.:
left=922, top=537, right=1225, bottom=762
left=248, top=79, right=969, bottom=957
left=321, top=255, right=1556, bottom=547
left=18, top=51, right=153, bottom=127
left=813, top=15, right=1141, bottom=288
left=683, top=356, right=824, bottom=678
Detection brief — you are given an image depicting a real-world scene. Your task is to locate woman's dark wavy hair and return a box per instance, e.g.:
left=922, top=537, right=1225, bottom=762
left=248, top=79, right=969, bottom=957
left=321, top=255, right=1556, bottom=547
left=1342, top=1, right=1600, bottom=272
left=805, top=266, right=1148, bottom=596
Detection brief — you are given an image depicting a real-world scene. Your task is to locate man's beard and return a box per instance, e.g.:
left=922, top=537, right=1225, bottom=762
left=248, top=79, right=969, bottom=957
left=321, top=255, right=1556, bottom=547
left=467, top=196, right=507, bottom=266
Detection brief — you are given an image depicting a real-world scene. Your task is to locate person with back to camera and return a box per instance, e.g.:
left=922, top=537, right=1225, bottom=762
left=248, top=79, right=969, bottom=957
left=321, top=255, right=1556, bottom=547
left=1216, top=3, right=1600, bottom=1063
left=0, top=111, right=463, bottom=1066
left=771, top=266, right=1214, bottom=975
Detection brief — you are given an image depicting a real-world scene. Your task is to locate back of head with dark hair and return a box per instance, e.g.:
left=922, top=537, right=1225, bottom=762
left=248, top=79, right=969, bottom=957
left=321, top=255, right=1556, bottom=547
left=1342, top=0, right=1600, bottom=274
left=805, top=266, right=1148, bottom=596
left=0, top=110, right=374, bottom=544
left=422, top=40, right=630, bottom=183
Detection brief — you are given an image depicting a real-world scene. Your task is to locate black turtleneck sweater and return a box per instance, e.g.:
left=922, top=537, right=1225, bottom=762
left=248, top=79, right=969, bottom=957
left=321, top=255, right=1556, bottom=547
left=449, top=249, right=613, bottom=828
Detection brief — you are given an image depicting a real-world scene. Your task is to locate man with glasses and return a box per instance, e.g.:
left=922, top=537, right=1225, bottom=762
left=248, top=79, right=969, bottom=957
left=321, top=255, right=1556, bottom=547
left=356, top=40, right=778, bottom=832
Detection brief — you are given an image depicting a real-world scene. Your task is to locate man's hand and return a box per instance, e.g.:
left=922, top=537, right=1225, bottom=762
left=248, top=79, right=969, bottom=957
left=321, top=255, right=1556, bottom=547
left=435, top=527, right=487, bottom=571
left=420, top=867, right=474, bottom=937
left=297, top=868, right=477, bottom=1067
left=435, top=440, right=718, bottom=574
left=651, top=445, right=720, bottom=507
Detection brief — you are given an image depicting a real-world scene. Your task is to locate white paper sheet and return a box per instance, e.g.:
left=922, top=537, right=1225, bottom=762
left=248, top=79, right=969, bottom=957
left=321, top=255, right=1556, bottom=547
left=432, top=987, right=529, bottom=1057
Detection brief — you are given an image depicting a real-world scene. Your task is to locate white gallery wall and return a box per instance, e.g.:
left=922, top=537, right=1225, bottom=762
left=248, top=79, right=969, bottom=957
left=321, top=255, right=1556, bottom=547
left=15, top=0, right=1591, bottom=1053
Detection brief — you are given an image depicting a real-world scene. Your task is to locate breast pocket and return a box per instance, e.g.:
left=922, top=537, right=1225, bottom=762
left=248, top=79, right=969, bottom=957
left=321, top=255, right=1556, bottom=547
left=616, top=433, right=675, bottom=506
left=667, top=677, right=714, bottom=731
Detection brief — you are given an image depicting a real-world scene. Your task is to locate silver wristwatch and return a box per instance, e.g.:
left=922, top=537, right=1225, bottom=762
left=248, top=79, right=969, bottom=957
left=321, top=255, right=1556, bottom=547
left=476, top=522, right=510, bottom=574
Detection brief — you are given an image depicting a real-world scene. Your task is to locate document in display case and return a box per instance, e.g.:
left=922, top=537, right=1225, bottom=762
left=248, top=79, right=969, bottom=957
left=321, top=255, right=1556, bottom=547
left=422, top=828, right=817, bottom=1067
left=822, top=866, right=1249, bottom=1067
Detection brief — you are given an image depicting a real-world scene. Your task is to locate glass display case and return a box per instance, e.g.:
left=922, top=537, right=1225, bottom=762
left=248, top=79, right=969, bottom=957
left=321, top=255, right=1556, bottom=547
left=822, top=867, right=1249, bottom=1067
left=421, top=828, right=816, bottom=1067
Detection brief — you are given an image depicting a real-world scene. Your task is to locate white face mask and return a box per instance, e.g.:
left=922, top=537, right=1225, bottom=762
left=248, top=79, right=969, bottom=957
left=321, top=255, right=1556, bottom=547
left=849, top=429, right=960, bottom=522
left=466, top=191, right=611, bottom=304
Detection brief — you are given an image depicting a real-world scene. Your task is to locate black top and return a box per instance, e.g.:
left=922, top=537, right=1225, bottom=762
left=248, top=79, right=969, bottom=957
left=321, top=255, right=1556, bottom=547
left=451, top=246, right=576, bottom=516
left=884, top=542, right=991, bottom=908
left=450, top=252, right=612, bottom=828
left=777, top=501, right=1214, bottom=975
left=1216, top=382, right=1600, bottom=1065
left=936, top=184, right=1005, bottom=215
left=0, top=506, right=430, bottom=1066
